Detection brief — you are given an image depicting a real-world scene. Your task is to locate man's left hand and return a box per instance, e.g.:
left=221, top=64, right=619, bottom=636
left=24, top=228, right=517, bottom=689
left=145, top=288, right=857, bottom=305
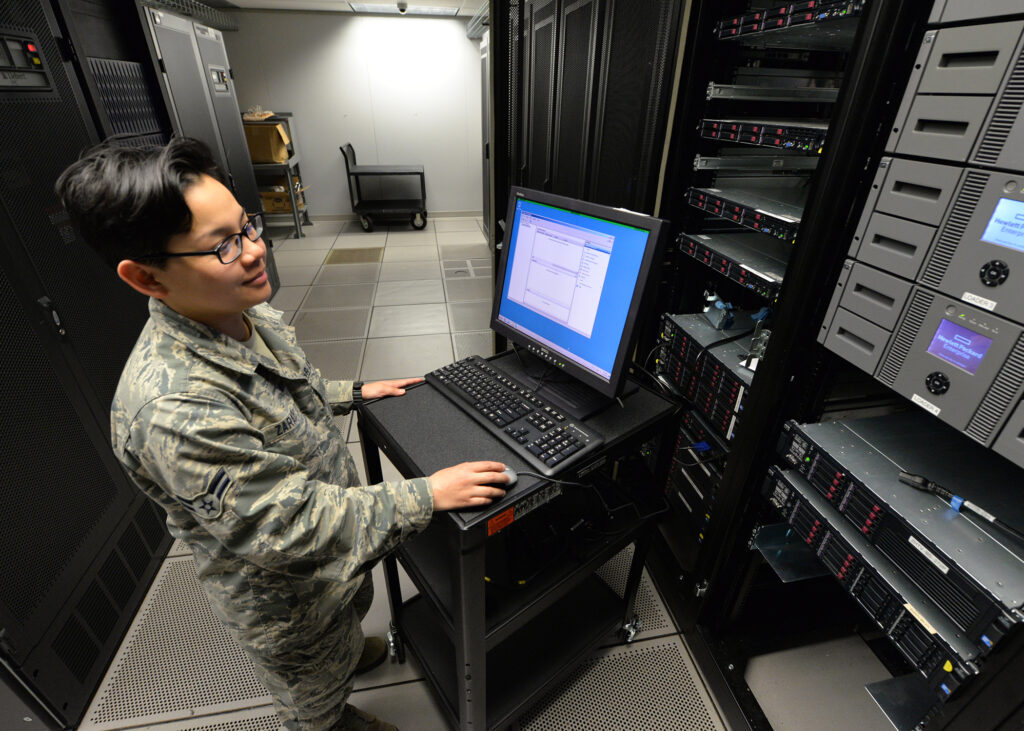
left=361, top=377, right=424, bottom=399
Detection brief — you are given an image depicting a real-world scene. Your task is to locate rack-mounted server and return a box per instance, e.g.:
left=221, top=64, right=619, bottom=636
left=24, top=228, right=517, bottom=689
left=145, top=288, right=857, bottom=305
left=764, top=466, right=979, bottom=700
left=657, top=313, right=755, bottom=441
left=687, top=182, right=806, bottom=244
left=678, top=232, right=789, bottom=300
left=777, top=413, right=1024, bottom=654
left=699, top=118, right=829, bottom=153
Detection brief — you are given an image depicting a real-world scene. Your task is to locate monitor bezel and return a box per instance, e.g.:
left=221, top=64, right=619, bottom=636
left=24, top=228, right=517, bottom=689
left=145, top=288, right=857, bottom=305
left=490, top=186, right=667, bottom=399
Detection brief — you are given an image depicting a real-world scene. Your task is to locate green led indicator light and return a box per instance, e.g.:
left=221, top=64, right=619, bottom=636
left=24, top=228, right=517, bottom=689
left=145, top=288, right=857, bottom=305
left=805, top=457, right=811, bottom=462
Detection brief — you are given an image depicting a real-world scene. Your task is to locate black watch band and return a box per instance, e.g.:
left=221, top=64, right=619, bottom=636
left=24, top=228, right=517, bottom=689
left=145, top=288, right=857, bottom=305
left=352, top=381, right=364, bottom=403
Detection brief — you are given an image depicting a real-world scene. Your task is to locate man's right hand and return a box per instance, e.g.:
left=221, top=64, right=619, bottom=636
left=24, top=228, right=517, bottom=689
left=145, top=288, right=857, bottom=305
left=429, top=461, right=510, bottom=510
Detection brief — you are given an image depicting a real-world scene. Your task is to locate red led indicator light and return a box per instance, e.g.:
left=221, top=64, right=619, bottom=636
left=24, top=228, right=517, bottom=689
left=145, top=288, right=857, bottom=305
left=27, top=43, right=37, bottom=52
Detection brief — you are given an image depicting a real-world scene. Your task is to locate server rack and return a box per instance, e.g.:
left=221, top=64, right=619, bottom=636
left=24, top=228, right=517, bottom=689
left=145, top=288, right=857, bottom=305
left=637, top=0, right=1024, bottom=728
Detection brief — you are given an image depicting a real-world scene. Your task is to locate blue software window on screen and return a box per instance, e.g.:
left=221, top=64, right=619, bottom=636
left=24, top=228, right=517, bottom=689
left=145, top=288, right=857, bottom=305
left=496, top=198, right=649, bottom=381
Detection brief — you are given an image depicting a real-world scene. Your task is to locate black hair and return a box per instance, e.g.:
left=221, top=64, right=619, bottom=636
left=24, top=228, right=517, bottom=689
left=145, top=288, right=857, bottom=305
left=55, top=137, right=225, bottom=269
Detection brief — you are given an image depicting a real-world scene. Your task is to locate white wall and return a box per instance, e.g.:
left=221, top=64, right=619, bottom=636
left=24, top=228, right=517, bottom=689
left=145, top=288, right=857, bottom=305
left=224, top=11, right=483, bottom=216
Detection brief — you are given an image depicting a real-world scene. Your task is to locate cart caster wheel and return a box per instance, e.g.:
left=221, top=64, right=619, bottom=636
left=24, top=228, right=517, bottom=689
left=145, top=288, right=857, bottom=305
left=622, top=614, right=643, bottom=644
left=360, top=215, right=374, bottom=232
left=411, top=212, right=427, bottom=230
left=386, top=626, right=406, bottom=664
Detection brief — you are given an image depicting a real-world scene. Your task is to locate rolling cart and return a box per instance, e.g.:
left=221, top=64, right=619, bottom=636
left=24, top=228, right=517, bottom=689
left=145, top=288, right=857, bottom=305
left=340, top=143, right=427, bottom=232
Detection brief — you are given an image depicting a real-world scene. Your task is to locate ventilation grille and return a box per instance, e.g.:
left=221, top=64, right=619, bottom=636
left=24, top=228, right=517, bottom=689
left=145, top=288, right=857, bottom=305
left=52, top=616, right=99, bottom=684
left=874, top=525, right=979, bottom=632
left=551, top=0, right=595, bottom=198
left=528, top=16, right=554, bottom=189
left=595, top=546, right=675, bottom=639
left=140, top=0, right=238, bottom=31
left=108, top=132, right=170, bottom=148
left=877, top=288, right=934, bottom=384
left=518, top=637, right=724, bottom=731
left=966, top=333, right=1024, bottom=443
left=87, top=58, right=164, bottom=137
left=83, top=557, right=269, bottom=729
left=0, top=264, right=117, bottom=626
left=974, top=50, right=1024, bottom=165
left=921, top=171, right=988, bottom=287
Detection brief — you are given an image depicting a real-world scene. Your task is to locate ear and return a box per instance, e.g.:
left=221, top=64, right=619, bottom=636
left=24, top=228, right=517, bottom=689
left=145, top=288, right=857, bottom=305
left=116, top=259, right=170, bottom=299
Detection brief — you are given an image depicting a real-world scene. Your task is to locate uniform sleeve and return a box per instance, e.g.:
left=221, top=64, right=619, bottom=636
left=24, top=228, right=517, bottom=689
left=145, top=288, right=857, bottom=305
left=325, top=379, right=355, bottom=415
left=130, top=391, right=433, bottom=583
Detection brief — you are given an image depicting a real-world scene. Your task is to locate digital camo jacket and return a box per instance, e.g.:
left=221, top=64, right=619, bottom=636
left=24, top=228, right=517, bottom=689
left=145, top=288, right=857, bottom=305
left=110, top=298, right=433, bottom=721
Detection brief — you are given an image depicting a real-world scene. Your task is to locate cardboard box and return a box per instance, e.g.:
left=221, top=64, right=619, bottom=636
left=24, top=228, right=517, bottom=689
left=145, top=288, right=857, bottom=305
left=244, top=122, right=291, bottom=163
left=260, top=191, right=305, bottom=213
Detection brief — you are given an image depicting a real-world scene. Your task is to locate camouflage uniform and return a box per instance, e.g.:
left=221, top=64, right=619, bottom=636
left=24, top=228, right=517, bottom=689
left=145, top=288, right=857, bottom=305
left=111, top=298, right=433, bottom=729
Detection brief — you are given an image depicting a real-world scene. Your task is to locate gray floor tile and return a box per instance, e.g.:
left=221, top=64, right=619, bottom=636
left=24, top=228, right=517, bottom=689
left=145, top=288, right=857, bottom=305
left=315, top=263, right=381, bottom=285
left=441, top=243, right=490, bottom=260
left=452, top=331, right=495, bottom=360
left=293, top=308, right=370, bottom=342
left=272, top=248, right=329, bottom=268
left=301, top=339, right=365, bottom=380
left=438, top=230, right=487, bottom=246
left=448, top=301, right=492, bottom=332
left=304, top=219, right=346, bottom=234
left=374, top=279, right=445, bottom=306
left=338, top=220, right=379, bottom=234
left=325, top=248, right=383, bottom=265
left=268, top=285, right=307, bottom=311
left=279, top=310, right=295, bottom=325
left=301, top=282, right=376, bottom=310
left=276, top=265, right=320, bottom=287
left=387, top=229, right=437, bottom=246
left=382, top=245, right=438, bottom=263
left=347, top=680, right=449, bottom=730
left=444, top=277, right=492, bottom=302
left=434, top=217, right=481, bottom=232
left=379, top=261, right=442, bottom=281
left=271, top=234, right=336, bottom=252
left=360, top=334, right=454, bottom=380
left=334, top=231, right=388, bottom=248
left=368, top=303, right=449, bottom=338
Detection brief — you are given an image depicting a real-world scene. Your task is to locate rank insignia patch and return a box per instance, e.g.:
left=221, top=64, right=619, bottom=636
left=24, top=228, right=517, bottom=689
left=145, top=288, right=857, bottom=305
left=178, top=468, right=231, bottom=519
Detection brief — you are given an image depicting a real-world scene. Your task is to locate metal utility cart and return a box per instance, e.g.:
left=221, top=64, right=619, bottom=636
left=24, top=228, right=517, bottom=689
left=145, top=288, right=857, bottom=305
left=356, top=351, right=676, bottom=730
left=340, top=143, right=427, bottom=231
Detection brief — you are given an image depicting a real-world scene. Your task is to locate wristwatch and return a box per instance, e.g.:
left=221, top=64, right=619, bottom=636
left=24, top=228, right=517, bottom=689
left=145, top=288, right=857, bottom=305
left=352, top=381, right=364, bottom=403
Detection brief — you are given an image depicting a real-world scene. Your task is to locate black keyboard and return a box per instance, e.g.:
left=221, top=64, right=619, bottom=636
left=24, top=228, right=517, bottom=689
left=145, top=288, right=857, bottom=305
left=426, top=356, right=604, bottom=476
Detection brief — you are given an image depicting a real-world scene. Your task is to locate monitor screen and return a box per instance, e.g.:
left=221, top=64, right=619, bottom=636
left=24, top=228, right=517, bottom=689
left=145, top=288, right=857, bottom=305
left=492, top=188, right=665, bottom=398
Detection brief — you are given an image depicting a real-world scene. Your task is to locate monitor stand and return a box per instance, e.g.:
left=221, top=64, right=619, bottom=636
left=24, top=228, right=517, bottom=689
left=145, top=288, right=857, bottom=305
left=501, top=350, right=637, bottom=421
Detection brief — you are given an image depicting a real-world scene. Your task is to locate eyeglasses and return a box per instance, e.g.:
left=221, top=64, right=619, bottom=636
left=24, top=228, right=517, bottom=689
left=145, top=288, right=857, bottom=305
left=145, top=213, right=264, bottom=265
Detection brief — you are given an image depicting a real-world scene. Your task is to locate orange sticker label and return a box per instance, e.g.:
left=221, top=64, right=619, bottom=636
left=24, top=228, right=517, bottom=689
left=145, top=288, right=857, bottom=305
left=487, top=507, right=515, bottom=536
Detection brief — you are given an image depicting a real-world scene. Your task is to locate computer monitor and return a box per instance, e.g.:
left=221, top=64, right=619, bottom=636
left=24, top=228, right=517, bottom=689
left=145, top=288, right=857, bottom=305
left=491, top=187, right=667, bottom=418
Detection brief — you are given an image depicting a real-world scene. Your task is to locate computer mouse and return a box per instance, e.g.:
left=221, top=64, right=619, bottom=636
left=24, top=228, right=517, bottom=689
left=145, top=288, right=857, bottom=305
left=501, top=467, right=518, bottom=487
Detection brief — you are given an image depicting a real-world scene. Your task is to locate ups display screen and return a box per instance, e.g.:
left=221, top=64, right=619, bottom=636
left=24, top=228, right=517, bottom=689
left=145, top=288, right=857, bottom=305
left=980, top=198, right=1024, bottom=253
left=926, top=319, right=993, bottom=375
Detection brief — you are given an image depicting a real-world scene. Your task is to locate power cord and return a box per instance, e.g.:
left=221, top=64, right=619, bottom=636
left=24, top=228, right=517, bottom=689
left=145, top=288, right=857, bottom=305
left=899, top=471, right=1024, bottom=544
